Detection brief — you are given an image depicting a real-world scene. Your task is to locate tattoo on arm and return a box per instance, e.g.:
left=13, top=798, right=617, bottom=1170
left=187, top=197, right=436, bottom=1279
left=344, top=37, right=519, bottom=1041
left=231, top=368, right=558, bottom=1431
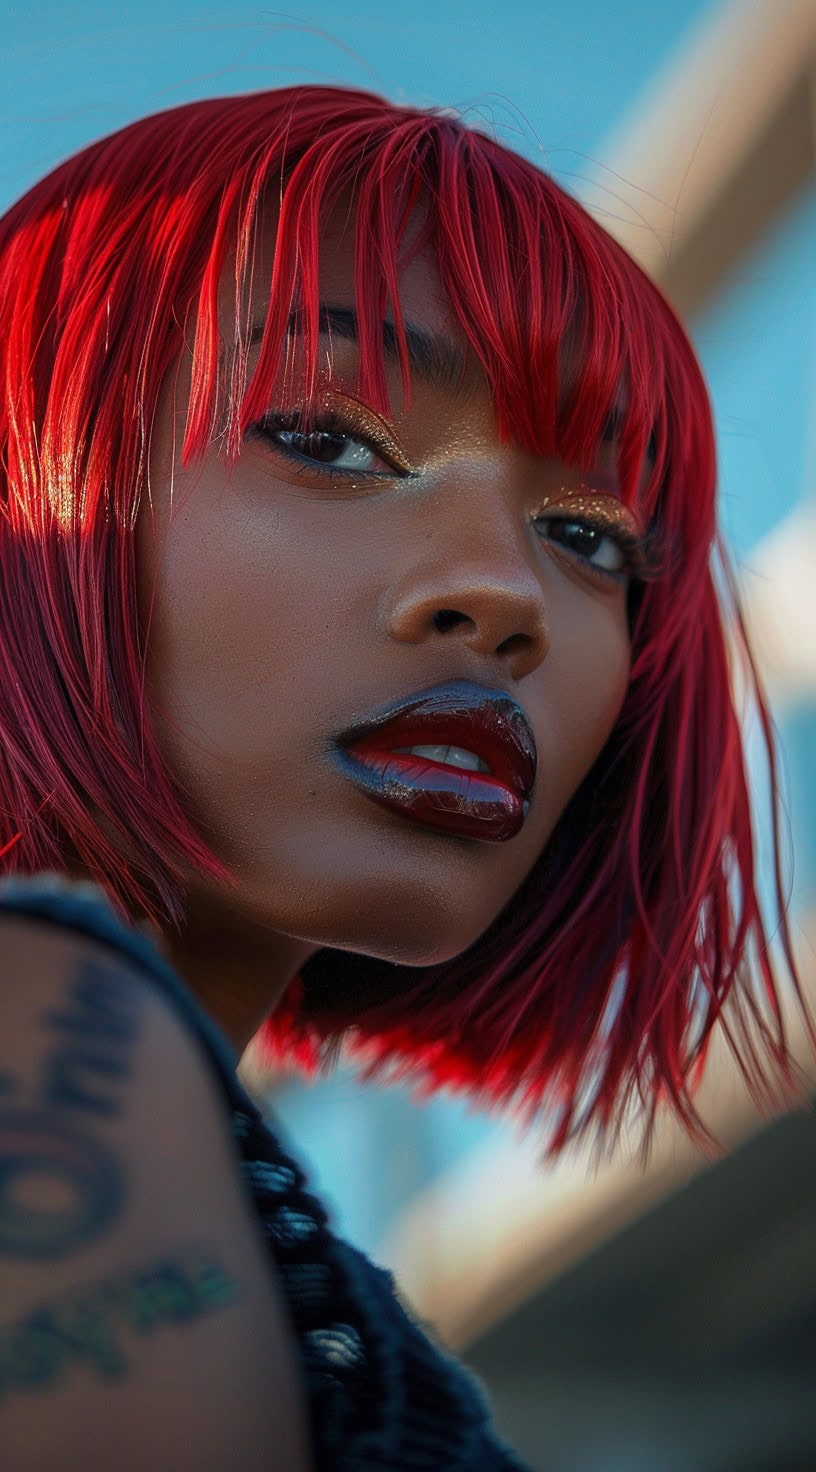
left=1, top=954, right=144, bottom=1259
left=0, top=952, right=247, bottom=1408
left=0, top=1244, right=242, bottom=1401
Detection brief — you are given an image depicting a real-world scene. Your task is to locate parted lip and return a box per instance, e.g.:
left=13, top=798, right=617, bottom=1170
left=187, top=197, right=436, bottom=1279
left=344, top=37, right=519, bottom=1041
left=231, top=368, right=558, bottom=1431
left=332, top=678, right=537, bottom=800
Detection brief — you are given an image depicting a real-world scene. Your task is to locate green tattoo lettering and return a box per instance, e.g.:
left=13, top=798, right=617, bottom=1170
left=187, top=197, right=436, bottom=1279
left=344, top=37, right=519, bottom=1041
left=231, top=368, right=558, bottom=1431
left=1, top=957, right=143, bottom=1259
left=42, top=960, right=140, bottom=1116
left=0, top=1245, right=241, bottom=1400
left=0, top=1110, right=122, bottom=1258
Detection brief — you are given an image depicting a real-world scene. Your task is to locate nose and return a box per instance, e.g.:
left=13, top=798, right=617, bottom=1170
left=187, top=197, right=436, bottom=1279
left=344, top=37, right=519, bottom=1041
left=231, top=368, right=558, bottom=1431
left=382, top=514, right=551, bottom=684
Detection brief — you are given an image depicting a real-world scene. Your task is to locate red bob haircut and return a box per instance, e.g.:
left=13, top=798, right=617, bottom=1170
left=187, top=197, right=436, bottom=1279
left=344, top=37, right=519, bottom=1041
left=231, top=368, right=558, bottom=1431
left=0, top=85, right=812, bottom=1158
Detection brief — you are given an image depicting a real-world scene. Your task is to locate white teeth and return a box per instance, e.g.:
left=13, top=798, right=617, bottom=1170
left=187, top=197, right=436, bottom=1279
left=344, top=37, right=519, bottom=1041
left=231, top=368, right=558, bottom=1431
left=393, top=744, right=491, bottom=773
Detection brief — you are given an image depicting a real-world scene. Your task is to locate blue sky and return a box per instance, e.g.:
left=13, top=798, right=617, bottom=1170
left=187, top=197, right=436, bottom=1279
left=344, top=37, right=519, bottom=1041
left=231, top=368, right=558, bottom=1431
left=2, top=1, right=717, bottom=205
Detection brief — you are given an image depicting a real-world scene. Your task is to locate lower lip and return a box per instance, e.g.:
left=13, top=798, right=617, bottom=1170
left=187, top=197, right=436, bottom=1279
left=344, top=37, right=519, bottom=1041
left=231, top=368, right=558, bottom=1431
left=332, top=747, right=529, bottom=842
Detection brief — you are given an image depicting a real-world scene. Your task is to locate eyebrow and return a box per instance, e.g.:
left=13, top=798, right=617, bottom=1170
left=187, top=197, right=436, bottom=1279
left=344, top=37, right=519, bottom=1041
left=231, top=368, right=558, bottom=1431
left=248, top=304, right=470, bottom=396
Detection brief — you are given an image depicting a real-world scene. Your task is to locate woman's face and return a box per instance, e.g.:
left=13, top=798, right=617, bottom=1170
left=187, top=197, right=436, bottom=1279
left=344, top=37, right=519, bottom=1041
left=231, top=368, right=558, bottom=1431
left=136, top=204, right=648, bottom=968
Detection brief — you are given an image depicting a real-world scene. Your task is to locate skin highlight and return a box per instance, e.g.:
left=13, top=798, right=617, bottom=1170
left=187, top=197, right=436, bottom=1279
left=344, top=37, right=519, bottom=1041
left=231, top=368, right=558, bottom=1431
left=131, top=202, right=652, bottom=1057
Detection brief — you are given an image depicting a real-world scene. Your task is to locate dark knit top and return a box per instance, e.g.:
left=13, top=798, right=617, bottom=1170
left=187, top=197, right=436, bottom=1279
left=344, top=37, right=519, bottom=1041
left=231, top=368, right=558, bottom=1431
left=0, top=873, right=533, bottom=1472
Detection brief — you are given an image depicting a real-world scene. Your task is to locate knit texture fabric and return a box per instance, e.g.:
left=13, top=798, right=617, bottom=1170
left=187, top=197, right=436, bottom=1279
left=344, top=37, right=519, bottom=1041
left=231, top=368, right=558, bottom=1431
left=0, top=874, right=533, bottom=1472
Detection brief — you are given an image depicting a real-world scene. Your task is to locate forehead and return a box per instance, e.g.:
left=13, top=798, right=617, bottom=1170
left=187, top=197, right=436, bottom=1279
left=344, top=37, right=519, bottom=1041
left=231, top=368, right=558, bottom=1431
left=226, top=195, right=470, bottom=368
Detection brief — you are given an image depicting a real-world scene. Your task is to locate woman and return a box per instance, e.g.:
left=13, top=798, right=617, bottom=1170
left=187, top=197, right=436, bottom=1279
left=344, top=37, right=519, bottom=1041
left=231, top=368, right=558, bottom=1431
left=0, top=85, right=812, bottom=1470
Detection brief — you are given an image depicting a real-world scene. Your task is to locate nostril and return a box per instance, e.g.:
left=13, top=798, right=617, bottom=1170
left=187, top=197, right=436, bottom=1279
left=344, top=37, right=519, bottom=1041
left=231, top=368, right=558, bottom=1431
left=497, top=632, right=530, bottom=657
left=433, top=609, right=468, bottom=633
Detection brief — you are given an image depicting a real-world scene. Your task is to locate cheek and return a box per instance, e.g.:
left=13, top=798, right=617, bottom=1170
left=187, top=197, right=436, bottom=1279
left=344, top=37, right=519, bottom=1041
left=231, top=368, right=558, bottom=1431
left=542, top=596, right=631, bottom=807
left=134, top=469, right=365, bottom=771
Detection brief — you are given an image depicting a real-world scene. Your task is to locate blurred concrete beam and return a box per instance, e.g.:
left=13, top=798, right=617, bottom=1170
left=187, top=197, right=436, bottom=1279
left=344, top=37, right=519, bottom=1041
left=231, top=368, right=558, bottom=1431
left=380, top=914, right=816, bottom=1351
left=574, top=0, right=816, bottom=318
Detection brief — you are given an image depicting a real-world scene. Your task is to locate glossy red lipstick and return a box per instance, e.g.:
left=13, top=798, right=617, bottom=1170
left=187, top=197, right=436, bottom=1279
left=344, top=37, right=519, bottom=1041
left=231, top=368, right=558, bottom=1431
left=330, top=680, right=537, bottom=842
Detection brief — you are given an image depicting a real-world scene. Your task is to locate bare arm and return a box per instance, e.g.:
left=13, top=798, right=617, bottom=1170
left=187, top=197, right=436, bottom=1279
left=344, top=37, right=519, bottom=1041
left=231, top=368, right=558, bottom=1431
left=0, top=914, right=313, bottom=1472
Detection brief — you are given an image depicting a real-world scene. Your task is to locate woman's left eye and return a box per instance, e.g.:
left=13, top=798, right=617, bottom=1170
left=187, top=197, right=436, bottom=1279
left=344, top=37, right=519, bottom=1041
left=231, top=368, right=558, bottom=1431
left=249, top=412, right=396, bottom=477
left=535, top=516, right=635, bottom=581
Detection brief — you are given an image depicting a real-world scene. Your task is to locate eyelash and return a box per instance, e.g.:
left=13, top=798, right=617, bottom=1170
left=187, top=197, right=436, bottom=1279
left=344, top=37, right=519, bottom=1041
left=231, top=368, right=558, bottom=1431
left=247, top=410, right=650, bottom=585
left=534, top=516, right=646, bottom=584
left=249, top=409, right=397, bottom=478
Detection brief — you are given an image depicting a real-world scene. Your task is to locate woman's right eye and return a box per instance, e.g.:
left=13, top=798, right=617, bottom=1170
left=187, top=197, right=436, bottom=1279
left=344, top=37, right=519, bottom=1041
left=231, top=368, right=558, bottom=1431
left=249, top=412, right=397, bottom=478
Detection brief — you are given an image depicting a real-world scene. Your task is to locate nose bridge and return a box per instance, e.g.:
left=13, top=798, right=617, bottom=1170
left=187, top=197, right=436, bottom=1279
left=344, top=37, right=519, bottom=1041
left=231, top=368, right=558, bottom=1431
left=381, top=469, right=551, bottom=677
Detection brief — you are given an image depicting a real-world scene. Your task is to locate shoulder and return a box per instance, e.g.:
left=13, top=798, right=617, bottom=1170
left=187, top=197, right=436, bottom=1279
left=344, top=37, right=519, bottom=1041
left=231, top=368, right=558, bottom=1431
left=0, top=908, right=314, bottom=1470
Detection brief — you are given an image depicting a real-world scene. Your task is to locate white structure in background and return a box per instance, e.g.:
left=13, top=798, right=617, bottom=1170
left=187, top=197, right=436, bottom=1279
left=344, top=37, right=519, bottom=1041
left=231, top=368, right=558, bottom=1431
left=740, top=500, right=816, bottom=713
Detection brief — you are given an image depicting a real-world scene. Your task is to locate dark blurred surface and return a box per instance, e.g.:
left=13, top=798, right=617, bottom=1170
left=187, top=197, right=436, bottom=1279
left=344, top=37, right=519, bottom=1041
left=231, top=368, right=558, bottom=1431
left=464, top=1103, right=816, bottom=1471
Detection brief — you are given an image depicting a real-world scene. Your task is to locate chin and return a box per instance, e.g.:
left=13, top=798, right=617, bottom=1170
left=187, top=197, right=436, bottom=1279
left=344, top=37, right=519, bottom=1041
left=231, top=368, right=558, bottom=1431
left=335, top=907, right=488, bottom=970
left=228, top=859, right=503, bottom=967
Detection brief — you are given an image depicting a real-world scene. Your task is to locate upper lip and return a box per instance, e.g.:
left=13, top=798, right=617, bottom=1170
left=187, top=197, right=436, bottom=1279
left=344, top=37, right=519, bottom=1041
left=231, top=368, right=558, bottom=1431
left=333, top=678, right=537, bottom=801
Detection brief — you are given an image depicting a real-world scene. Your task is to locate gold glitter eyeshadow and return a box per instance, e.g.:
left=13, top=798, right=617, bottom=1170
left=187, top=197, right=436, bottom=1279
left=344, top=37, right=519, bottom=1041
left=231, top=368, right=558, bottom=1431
left=298, top=388, right=414, bottom=474
left=530, top=486, right=643, bottom=538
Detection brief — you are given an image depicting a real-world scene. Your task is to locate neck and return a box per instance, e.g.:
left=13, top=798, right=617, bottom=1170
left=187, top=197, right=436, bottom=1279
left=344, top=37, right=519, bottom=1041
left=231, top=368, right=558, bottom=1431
left=63, top=861, right=319, bottom=1057
left=155, top=882, right=320, bottom=1056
